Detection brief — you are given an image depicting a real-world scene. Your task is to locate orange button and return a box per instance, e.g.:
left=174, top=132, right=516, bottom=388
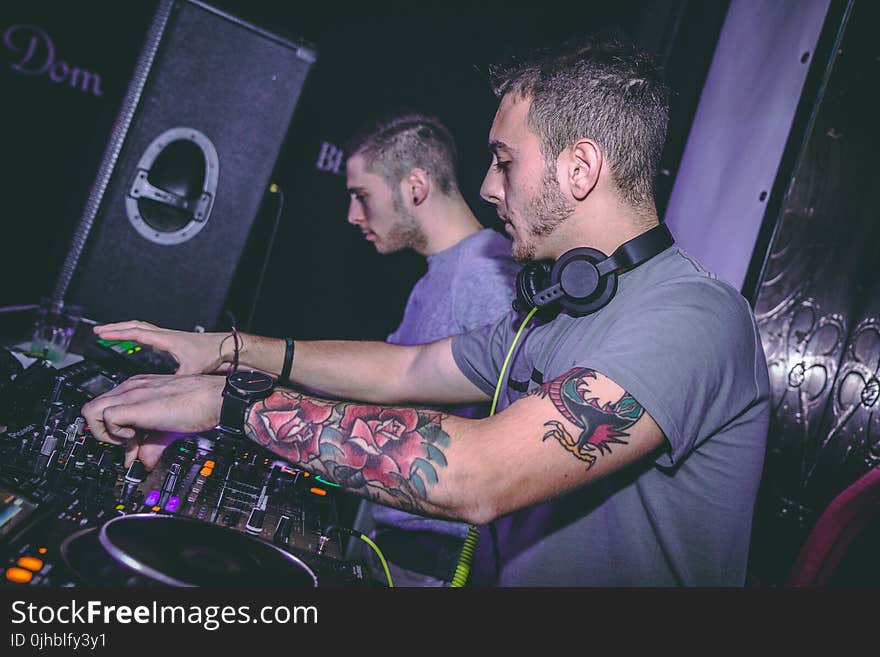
left=204, top=460, right=215, bottom=469
left=302, top=471, right=310, bottom=477
left=38, top=547, right=48, bottom=555
left=308, top=487, right=327, bottom=496
left=17, top=557, right=43, bottom=572
left=151, top=506, right=161, bottom=512
left=199, top=467, right=212, bottom=477
left=5, top=567, right=33, bottom=584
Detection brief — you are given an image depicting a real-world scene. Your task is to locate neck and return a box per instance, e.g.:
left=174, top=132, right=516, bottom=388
left=415, top=190, right=483, bottom=256
left=547, top=194, right=660, bottom=259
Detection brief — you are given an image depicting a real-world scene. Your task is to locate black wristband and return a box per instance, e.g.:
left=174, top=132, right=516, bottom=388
left=279, top=337, right=294, bottom=383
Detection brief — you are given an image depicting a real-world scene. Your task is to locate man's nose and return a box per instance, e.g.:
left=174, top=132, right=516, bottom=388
left=480, top=167, right=502, bottom=205
left=347, top=200, right=363, bottom=225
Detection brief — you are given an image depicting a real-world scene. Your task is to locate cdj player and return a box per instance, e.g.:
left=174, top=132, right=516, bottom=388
left=0, top=346, right=369, bottom=588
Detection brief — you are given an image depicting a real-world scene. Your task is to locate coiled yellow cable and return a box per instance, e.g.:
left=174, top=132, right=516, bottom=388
left=449, top=306, right=539, bottom=587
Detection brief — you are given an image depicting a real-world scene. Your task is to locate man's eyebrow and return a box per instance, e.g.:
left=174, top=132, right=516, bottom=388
left=488, top=140, right=515, bottom=155
left=346, top=186, right=366, bottom=194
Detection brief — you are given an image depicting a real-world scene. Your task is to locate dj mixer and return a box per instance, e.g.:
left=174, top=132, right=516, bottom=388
left=0, top=346, right=369, bottom=588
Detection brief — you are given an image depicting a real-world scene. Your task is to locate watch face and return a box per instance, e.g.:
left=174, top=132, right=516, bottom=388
left=227, top=370, right=274, bottom=395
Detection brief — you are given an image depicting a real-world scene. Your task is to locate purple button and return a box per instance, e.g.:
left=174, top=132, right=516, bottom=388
left=144, top=490, right=161, bottom=507
left=164, top=496, right=180, bottom=513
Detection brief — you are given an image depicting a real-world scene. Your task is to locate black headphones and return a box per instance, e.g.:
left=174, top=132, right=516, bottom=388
left=512, top=222, right=675, bottom=316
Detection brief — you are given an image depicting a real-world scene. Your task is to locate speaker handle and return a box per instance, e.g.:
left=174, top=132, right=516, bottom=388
left=130, top=169, right=212, bottom=217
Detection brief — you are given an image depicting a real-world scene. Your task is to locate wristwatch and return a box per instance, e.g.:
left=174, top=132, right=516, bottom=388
left=218, top=370, right=275, bottom=434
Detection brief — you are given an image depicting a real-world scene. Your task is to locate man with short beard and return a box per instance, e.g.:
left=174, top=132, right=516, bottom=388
left=83, top=37, right=770, bottom=586
left=343, top=112, right=518, bottom=355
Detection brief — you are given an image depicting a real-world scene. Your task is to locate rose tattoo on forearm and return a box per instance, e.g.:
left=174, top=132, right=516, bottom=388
left=246, top=390, right=450, bottom=513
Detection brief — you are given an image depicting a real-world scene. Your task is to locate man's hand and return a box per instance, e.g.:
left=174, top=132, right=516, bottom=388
left=120, top=432, right=179, bottom=470
left=82, top=374, right=226, bottom=467
left=94, top=320, right=228, bottom=375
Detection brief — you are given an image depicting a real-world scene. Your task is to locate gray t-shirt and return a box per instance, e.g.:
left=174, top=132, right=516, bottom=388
left=451, top=246, right=770, bottom=586
left=353, top=228, right=520, bottom=584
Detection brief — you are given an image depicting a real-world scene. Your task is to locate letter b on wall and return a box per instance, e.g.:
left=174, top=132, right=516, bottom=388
left=69, top=0, right=315, bottom=330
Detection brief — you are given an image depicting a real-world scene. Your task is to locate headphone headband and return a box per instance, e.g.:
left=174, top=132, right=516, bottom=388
left=512, top=223, right=674, bottom=316
left=597, top=222, right=674, bottom=275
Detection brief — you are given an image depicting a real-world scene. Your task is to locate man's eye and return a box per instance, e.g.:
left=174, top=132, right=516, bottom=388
left=494, top=161, right=510, bottom=172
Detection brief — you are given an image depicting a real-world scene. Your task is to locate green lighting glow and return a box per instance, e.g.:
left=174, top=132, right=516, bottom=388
left=314, top=475, right=340, bottom=488
left=97, top=339, right=139, bottom=350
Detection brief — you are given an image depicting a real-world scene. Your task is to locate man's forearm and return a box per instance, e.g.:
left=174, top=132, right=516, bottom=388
left=243, top=387, right=463, bottom=518
left=228, top=336, right=419, bottom=404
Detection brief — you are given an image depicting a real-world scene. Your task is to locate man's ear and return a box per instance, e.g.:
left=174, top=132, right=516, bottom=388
left=567, top=139, right=602, bottom=201
left=405, top=168, right=430, bottom=206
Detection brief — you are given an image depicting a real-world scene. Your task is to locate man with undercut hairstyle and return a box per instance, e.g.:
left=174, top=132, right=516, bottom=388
left=83, top=36, right=770, bottom=586
left=341, top=111, right=519, bottom=585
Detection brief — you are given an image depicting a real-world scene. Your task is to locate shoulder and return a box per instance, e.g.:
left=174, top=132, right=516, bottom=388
left=451, top=229, right=515, bottom=261
left=628, top=248, right=752, bottom=320
left=448, top=230, right=518, bottom=329
left=607, top=251, right=763, bottom=379
left=449, top=229, right=519, bottom=280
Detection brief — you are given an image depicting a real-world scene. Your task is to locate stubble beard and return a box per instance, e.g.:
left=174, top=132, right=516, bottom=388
left=376, top=193, right=428, bottom=254
left=511, top=167, right=575, bottom=261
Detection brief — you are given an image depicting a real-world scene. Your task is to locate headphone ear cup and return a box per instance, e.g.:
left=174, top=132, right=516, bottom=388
left=559, top=271, right=617, bottom=316
left=513, top=260, right=552, bottom=312
left=550, top=247, right=617, bottom=316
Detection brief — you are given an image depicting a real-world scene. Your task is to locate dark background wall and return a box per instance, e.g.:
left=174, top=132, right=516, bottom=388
left=1, top=0, right=727, bottom=341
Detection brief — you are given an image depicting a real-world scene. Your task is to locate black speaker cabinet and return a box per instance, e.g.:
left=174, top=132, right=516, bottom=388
left=69, top=0, right=315, bottom=330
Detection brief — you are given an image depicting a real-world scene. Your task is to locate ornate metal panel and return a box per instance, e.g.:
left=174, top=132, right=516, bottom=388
left=748, top=0, right=880, bottom=584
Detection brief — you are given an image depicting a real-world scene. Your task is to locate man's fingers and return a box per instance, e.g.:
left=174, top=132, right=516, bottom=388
left=122, top=432, right=176, bottom=470
left=101, top=398, right=169, bottom=436
left=94, top=320, right=158, bottom=333
left=94, top=326, right=168, bottom=352
left=82, top=397, right=116, bottom=443
left=82, top=375, right=188, bottom=420
left=101, top=391, right=216, bottom=435
left=80, top=374, right=161, bottom=406
left=83, top=381, right=165, bottom=442
left=100, top=404, right=144, bottom=440
left=82, top=374, right=223, bottom=447
left=135, top=439, right=170, bottom=470
left=124, top=438, right=140, bottom=468
left=94, top=320, right=174, bottom=354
